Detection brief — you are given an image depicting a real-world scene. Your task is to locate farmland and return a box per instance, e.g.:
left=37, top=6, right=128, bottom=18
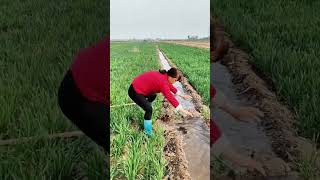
left=0, top=0, right=108, bottom=179
left=212, top=0, right=320, bottom=139
left=159, top=43, right=210, bottom=106
left=162, top=40, right=209, bottom=49
left=110, top=42, right=166, bottom=179
left=110, top=41, right=210, bottom=179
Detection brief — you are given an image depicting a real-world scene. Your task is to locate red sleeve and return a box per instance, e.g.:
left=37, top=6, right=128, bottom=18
left=210, top=119, right=221, bottom=146
left=161, top=84, right=179, bottom=108
left=169, top=83, right=177, bottom=94
left=210, top=84, right=216, bottom=99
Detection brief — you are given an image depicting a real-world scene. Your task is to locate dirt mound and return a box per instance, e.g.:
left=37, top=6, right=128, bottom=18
left=159, top=101, right=178, bottom=123
left=162, top=127, right=191, bottom=180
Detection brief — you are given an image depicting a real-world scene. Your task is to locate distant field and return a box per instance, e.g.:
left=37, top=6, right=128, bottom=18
left=162, top=40, right=209, bottom=49
left=0, top=0, right=108, bottom=179
left=212, top=0, right=320, bottom=138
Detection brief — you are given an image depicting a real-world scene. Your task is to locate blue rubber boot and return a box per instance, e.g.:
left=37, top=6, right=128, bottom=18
left=144, top=119, right=153, bottom=135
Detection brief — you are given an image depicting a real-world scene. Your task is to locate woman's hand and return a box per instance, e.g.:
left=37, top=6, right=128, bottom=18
left=182, top=94, right=192, bottom=100
left=222, top=148, right=266, bottom=176
left=179, top=108, right=194, bottom=117
left=234, top=156, right=266, bottom=176
left=190, top=109, right=201, bottom=117
left=245, top=159, right=266, bottom=176
left=231, top=106, right=264, bottom=122
left=213, top=89, right=264, bottom=122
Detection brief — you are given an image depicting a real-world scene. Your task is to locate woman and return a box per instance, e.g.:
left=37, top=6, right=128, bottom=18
left=58, top=37, right=109, bottom=153
left=128, top=68, right=194, bottom=135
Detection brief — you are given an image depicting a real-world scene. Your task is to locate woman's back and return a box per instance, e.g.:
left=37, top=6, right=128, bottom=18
left=71, top=37, right=109, bottom=105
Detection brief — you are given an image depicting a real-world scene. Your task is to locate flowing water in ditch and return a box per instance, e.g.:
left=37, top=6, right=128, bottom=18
left=159, top=50, right=210, bottom=180
left=212, top=62, right=274, bottom=155
left=212, top=62, right=299, bottom=180
left=158, top=50, right=298, bottom=179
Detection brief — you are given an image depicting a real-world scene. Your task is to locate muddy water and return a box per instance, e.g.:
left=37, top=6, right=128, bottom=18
left=212, top=62, right=274, bottom=156
left=212, top=63, right=301, bottom=180
left=159, top=50, right=210, bottom=180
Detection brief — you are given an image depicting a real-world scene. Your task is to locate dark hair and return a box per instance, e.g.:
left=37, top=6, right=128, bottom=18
left=159, top=68, right=181, bottom=81
left=159, top=69, right=167, bottom=74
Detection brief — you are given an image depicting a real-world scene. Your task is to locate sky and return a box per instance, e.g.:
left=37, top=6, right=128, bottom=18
left=110, top=0, right=210, bottom=40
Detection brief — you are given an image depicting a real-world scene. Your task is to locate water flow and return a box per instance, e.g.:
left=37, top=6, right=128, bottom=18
left=212, top=63, right=298, bottom=180
left=212, top=62, right=274, bottom=155
left=159, top=50, right=210, bottom=180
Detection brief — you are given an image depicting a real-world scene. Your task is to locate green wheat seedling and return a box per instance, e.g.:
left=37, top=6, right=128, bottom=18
left=159, top=43, right=210, bottom=106
left=0, top=0, right=108, bottom=178
left=296, top=134, right=320, bottom=180
left=110, top=42, right=166, bottom=179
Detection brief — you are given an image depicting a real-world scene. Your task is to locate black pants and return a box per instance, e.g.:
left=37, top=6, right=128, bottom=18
left=58, top=70, right=109, bottom=153
left=128, top=84, right=157, bottom=120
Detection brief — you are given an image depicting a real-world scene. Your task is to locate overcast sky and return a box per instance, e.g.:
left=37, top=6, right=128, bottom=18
left=110, top=0, right=209, bottom=40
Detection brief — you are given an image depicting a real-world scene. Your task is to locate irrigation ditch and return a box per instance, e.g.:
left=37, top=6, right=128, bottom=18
left=210, top=21, right=318, bottom=180
left=156, top=49, right=211, bottom=179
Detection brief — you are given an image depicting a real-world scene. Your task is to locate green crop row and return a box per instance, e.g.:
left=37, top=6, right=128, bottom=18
left=159, top=43, right=210, bottom=106
left=110, top=42, right=166, bottom=179
left=0, top=0, right=108, bottom=178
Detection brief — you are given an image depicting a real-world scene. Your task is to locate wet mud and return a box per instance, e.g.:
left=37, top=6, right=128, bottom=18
left=162, top=126, right=192, bottom=180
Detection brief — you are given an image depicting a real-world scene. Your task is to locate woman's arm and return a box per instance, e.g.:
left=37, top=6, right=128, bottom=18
left=212, top=134, right=266, bottom=176
left=176, top=90, right=192, bottom=100
left=212, top=89, right=264, bottom=122
left=169, top=83, right=192, bottom=100
left=161, top=85, right=193, bottom=117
